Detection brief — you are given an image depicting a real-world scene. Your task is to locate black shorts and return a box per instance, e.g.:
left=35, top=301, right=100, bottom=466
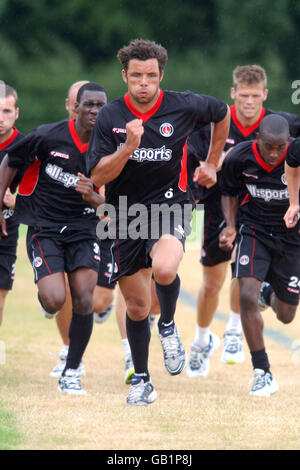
left=234, top=223, right=300, bottom=305
left=201, top=198, right=232, bottom=267
left=106, top=203, right=192, bottom=281
left=97, top=238, right=117, bottom=289
left=0, top=254, right=16, bottom=290
left=27, top=225, right=100, bottom=283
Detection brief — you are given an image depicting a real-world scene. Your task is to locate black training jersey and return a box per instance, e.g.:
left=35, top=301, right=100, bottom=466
left=220, top=140, right=296, bottom=234
left=87, top=90, right=227, bottom=208
left=189, top=105, right=300, bottom=202
left=0, top=127, right=24, bottom=252
left=7, top=119, right=98, bottom=228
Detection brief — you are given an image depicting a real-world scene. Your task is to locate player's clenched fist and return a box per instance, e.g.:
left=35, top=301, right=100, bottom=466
left=124, top=119, right=144, bottom=152
left=219, top=226, right=236, bottom=252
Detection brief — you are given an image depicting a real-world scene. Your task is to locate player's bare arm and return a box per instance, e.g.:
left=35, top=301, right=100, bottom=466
left=0, top=153, right=18, bottom=236
left=194, top=105, right=230, bottom=188
left=219, top=195, right=238, bottom=251
left=283, top=161, right=300, bottom=228
left=91, top=119, right=144, bottom=187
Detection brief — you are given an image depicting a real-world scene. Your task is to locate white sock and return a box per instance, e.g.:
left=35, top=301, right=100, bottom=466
left=226, top=310, right=242, bottom=332
left=121, top=338, right=131, bottom=358
left=194, top=325, right=210, bottom=349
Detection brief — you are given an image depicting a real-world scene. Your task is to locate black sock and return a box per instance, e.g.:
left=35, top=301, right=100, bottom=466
left=126, top=314, right=150, bottom=382
left=63, top=312, right=94, bottom=374
left=156, top=274, right=180, bottom=331
left=250, top=348, right=270, bottom=373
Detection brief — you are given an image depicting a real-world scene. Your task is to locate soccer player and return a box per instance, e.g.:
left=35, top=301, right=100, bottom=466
left=87, top=39, right=230, bottom=406
left=51, top=79, right=90, bottom=374
left=186, top=65, right=300, bottom=377
left=0, top=84, right=23, bottom=326
left=0, top=82, right=108, bottom=395
left=219, top=114, right=300, bottom=396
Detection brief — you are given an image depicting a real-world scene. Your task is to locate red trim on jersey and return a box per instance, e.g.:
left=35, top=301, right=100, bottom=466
left=0, top=127, right=19, bottom=151
left=252, top=141, right=289, bottom=173
left=230, top=105, right=266, bottom=137
left=18, top=157, right=41, bottom=196
left=178, top=141, right=188, bottom=192
left=68, top=119, right=89, bottom=153
left=240, top=193, right=250, bottom=206
left=123, top=90, right=164, bottom=123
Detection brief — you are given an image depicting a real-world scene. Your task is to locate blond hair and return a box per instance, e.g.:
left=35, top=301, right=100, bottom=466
left=233, top=65, right=267, bottom=90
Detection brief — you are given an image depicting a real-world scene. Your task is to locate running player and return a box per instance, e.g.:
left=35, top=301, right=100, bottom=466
left=0, top=82, right=108, bottom=395
left=51, top=80, right=90, bottom=375
left=186, top=65, right=300, bottom=377
left=0, top=84, right=23, bottom=326
left=219, top=114, right=299, bottom=396
left=87, top=39, right=230, bottom=406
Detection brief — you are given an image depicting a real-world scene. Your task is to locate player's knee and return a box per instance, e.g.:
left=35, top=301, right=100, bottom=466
left=276, top=305, right=296, bottom=324
left=94, top=290, right=113, bottom=313
left=72, top=291, right=94, bottom=314
left=200, top=279, right=223, bottom=298
left=153, top=266, right=177, bottom=286
left=41, top=292, right=65, bottom=313
left=239, top=289, right=258, bottom=314
left=126, top=297, right=149, bottom=321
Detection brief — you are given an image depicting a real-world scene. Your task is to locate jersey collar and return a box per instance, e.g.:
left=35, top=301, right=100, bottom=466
left=252, top=141, right=289, bottom=172
left=68, top=119, right=89, bottom=153
left=124, top=90, right=164, bottom=123
left=0, top=127, right=19, bottom=151
left=231, top=105, right=266, bottom=137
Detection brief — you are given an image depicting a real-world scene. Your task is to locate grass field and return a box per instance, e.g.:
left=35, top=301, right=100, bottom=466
left=1, top=225, right=300, bottom=450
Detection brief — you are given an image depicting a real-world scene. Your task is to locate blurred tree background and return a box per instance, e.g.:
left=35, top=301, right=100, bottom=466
left=1, top=0, right=300, bottom=133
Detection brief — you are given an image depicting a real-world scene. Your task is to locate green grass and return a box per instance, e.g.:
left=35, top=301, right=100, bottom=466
left=0, top=405, right=23, bottom=450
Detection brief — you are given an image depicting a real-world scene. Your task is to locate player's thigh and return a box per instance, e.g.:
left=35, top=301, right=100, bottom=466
left=93, top=285, right=114, bottom=313
left=201, top=261, right=229, bottom=294
left=37, top=272, right=67, bottom=307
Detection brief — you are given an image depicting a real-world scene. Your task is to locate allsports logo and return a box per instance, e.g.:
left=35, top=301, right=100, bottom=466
left=246, top=184, right=289, bottom=202
left=118, top=143, right=172, bottom=162
left=159, top=123, right=174, bottom=137
left=45, top=163, right=80, bottom=188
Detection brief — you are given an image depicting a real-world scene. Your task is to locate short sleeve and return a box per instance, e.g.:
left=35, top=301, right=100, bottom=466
left=7, top=130, right=43, bottom=169
left=87, top=106, right=117, bottom=173
left=187, top=92, right=228, bottom=127
left=286, top=138, right=300, bottom=168
left=220, top=145, right=244, bottom=197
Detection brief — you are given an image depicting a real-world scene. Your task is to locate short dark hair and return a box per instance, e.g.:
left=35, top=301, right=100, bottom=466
left=117, top=39, right=168, bottom=74
left=0, top=83, right=18, bottom=107
left=259, top=114, right=289, bottom=137
left=76, top=82, right=108, bottom=103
